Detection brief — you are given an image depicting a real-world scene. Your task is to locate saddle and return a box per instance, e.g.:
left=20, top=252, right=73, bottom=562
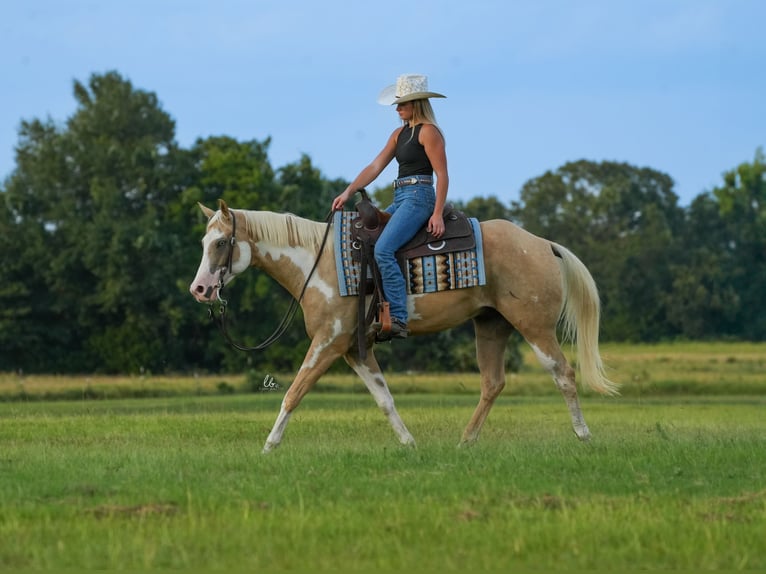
left=348, top=188, right=475, bottom=357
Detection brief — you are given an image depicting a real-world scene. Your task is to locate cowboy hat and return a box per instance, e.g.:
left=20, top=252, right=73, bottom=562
left=377, top=74, right=446, bottom=105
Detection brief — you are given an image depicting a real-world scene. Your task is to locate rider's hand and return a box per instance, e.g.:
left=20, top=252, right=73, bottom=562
left=427, top=214, right=445, bottom=238
left=332, top=190, right=350, bottom=212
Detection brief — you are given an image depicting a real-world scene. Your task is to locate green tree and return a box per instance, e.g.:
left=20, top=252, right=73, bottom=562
left=459, top=195, right=511, bottom=221
left=0, top=194, right=57, bottom=370
left=672, top=149, right=765, bottom=339
left=714, top=149, right=766, bottom=338
left=277, top=153, right=345, bottom=219
left=183, top=135, right=278, bottom=210
left=1, top=71, right=193, bottom=372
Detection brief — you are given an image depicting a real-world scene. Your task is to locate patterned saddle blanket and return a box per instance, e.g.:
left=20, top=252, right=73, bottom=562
left=333, top=210, right=486, bottom=297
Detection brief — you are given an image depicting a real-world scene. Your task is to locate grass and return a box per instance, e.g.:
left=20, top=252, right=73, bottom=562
left=0, top=393, right=764, bottom=569
left=0, top=342, right=764, bottom=569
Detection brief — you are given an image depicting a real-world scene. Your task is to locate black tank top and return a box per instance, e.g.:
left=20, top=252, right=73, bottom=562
left=395, top=124, right=433, bottom=178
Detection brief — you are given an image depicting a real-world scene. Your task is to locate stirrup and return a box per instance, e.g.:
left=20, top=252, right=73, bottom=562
left=373, top=318, right=409, bottom=342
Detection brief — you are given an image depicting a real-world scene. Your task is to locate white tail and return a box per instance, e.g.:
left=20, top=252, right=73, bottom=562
left=554, top=243, right=619, bottom=395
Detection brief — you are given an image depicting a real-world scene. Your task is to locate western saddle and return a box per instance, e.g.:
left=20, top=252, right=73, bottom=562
left=348, top=189, right=475, bottom=357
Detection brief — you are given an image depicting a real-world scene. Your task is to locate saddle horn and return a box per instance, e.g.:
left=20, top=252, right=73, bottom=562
left=354, top=188, right=390, bottom=229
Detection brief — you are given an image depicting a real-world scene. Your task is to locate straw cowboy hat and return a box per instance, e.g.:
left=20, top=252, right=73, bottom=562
left=377, top=74, right=446, bottom=105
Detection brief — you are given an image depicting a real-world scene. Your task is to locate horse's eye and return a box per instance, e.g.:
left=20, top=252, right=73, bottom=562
left=217, top=239, right=228, bottom=248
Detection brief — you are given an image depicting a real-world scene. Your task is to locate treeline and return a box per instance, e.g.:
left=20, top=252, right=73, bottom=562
left=1, top=72, right=764, bottom=374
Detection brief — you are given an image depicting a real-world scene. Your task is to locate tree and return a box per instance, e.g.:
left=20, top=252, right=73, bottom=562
left=183, top=135, right=278, bottom=210
left=714, top=149, right=766, bottom=338
left=672, top=149, right=766, bottom=339
left=459, top=195, right=511, bottom=221
left=1, top=71, right=191, bottom=372
left=0, top=194, right=57, bottom=370
left=277, top=154, right=346, bottom=220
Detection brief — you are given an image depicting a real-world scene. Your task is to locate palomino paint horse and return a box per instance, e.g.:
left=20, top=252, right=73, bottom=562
left=190, top=200, right=618, bottom=453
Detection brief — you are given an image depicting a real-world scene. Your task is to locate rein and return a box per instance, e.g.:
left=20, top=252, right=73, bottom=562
left=208, top=209, right=335, bottom=352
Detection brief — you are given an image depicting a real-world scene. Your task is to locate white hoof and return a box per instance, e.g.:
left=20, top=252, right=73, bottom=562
left=400, top=436, right=417, bottom=448
left=574, top=424, right=591, bottom=441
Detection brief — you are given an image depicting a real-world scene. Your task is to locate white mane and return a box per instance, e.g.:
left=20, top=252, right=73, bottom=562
left=240, top=210, right=328, bottom=250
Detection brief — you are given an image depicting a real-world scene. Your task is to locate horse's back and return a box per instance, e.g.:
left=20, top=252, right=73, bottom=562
left=480, top=218, right=561, bottom=274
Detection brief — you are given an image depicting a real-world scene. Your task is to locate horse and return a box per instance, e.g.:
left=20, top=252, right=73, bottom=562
left=190, top=199, right=618, bottom=453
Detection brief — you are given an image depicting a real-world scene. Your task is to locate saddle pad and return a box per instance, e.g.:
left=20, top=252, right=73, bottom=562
left=333, top=211, right=487, bottom=297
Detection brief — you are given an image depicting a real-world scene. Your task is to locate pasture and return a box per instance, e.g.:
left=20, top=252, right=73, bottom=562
left=0, top=342, right=764, bottom=569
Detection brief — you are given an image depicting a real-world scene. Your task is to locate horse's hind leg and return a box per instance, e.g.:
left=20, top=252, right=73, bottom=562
left=527, top=332, right=591, bottom=441
left=345, top=349, right=416, bottom=447
left=459, top=310, right=513, bottom=446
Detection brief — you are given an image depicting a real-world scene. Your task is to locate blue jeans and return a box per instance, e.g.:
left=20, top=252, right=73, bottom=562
left=374, top=183, right=436, bottom=324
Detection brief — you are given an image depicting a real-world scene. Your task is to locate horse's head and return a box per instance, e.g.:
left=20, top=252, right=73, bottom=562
left=189, top=199, right=252, bottom=303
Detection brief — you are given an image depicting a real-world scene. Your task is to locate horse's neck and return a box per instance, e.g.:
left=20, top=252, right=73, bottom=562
left=245, top=212, right=328, bottom=298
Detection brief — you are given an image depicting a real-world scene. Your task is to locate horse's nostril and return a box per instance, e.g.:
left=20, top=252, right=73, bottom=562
left=194, top=285, right=204, bottom=294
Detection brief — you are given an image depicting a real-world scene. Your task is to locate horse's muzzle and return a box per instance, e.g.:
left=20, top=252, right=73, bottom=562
left=190, top=283, right=217, bottom=303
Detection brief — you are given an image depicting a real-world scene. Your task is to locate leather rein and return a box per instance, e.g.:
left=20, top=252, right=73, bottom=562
left=208, top=208, right=335, bottom=352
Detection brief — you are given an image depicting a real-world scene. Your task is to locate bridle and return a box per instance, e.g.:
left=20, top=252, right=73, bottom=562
left=213, top=207, right=239, bottom=307
left=207, top=208, right=335, bottom=352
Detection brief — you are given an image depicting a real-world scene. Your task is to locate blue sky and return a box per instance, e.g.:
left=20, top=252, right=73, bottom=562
left=1, top=0, right=763, bottom=206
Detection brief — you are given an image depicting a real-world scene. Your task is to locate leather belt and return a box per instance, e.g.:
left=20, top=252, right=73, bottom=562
left=394, top=175, right=433, bottom=188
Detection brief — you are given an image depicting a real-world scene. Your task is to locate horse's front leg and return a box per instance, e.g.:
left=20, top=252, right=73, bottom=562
left=344, top=348, right=416, bottom=447
left=262, top=324, right=347, bottom=453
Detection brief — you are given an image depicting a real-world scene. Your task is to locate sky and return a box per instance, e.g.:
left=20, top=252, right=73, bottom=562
left=1, top=0, right=764, bottom=206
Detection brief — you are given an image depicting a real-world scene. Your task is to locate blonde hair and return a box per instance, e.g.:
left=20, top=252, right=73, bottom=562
left=404, top=99, right=444, bottom=142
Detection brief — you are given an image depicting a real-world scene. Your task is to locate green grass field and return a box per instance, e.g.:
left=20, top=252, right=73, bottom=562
left=0, top=342, right=764, bottom=569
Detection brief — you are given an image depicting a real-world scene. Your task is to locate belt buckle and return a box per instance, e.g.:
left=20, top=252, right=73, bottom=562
left=397, top=176, right=426, bottom=188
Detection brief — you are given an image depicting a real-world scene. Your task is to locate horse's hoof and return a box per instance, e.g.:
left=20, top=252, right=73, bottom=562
left=573, top=426, right=592, bottom=442
left=457, top=436, right=479, bottom=448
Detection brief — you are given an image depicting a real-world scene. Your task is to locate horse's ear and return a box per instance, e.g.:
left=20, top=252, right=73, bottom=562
left=198, top=202, right=215, bottom=219
left=218, top=199, right=230, bottom=219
